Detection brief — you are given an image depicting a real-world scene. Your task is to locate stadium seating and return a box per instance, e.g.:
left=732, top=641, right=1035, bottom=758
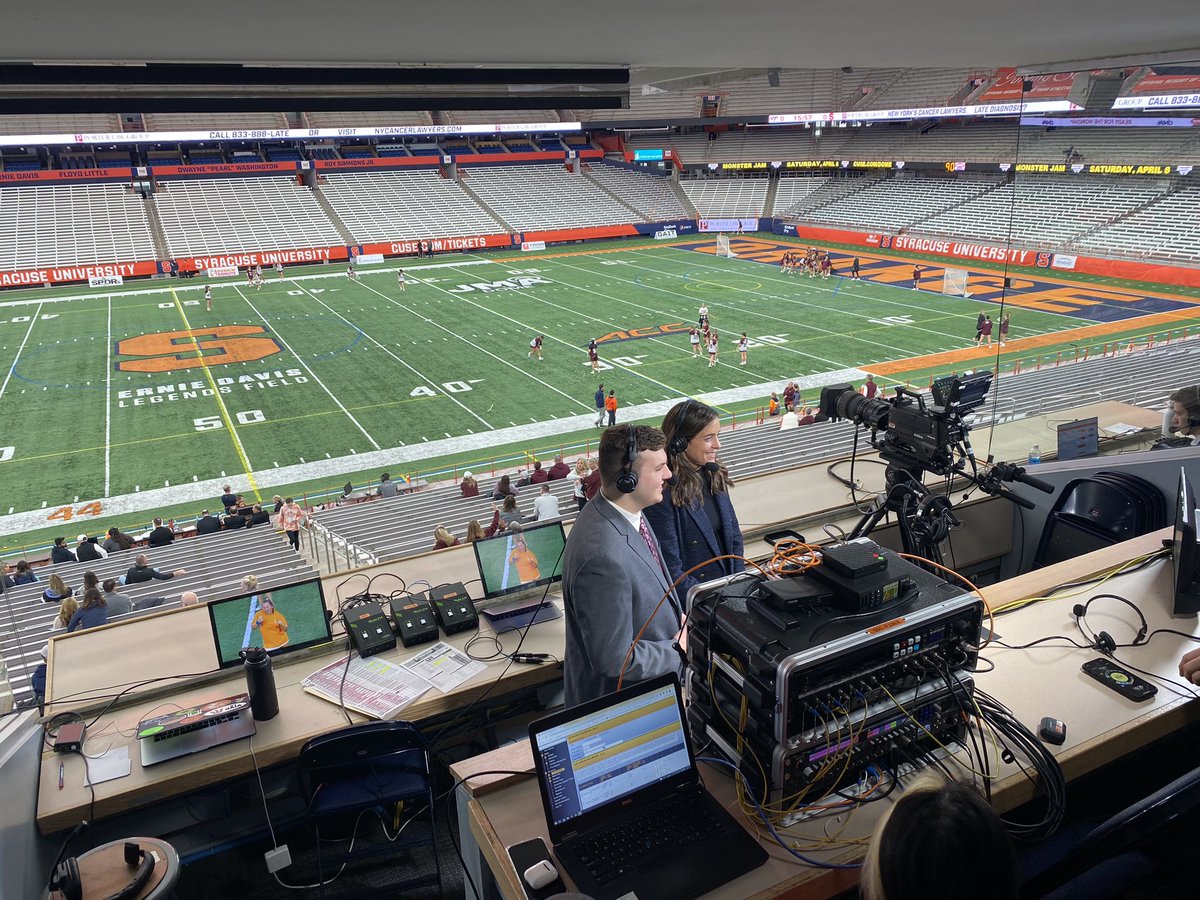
left=463, top=164, right=633, bottom=230
left=154, top=176, right=345, bottom=257
left=1074, top=186, right=1200, bottom=262
left=0, top=113, right=121, bottom=136
left=0, top=183, right=157, bottom=270
left=912, top=176, right=1167, bottom=246
left=143, top=112, right=289, bottom=131
left=304, top=110, right=433, bottom=127
left=801, top=174, right=1003, bottom=231
left=585, top=163, right=690, bottom=219
left=449, top=110, right=561, bottom=124
left=319, top=171, right=504, bottom=241
left=772, top=175, right=834, bottom=215
left=680, top=177, right=770, bottom=216
left=0, top=525, right=317, bottom=705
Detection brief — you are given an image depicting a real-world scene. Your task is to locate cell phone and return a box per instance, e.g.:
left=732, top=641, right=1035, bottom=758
left=1080, top=657, right=1158, bottom=702
left=507, top=837, right=566, bottom=900
left=764, top=529, right=805, bottom=546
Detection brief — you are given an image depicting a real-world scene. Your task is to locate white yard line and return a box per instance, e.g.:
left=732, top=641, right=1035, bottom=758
left=292, top=281, right=495, bottom=429
left=353, top=278, right=592, bottom=414
left=238, top=285, right=381, bottom=450
left=104, top=295, right=112, bottom=497
left=0, top=302, right=42, bottom=403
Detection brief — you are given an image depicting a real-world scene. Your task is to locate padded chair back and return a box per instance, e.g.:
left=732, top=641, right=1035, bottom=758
left=1034, top=472, right=1167, bottom=568
left=298, top=720, right=430, bottom=804
left=1021, top=762, right=1200, bottom=898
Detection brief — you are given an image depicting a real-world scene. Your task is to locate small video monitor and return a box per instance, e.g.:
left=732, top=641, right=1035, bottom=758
left=207, top=578, right=333, bottom=668
left=471, top=521, right=567, bottom=602
left=1056, top=417, right=1099, bottom=461
left=1172, top=467, right=1200, bottom=615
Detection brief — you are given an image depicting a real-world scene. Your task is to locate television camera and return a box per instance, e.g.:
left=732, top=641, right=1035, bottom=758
left=819, top=372, right=1053, bottom=561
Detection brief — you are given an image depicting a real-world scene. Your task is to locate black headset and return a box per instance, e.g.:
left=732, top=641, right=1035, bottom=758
left=51, top=841, right=155, bottom=900
left=1072, top=594, right=1148, bottom=654
left=615, top=426, right=640, bottom=494
left=1186, top=384, right=1200, bottom=428
left=667, top=399, right=700, bottom=457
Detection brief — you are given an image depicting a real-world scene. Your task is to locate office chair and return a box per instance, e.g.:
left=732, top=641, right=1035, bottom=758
left=1020, top=761, right=1200, bottom=898
left=297, top=720, right=441, bottom=896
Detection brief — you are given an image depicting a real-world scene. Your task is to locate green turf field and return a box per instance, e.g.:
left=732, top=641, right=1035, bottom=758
left=0, top=236, right=1196, bottom=550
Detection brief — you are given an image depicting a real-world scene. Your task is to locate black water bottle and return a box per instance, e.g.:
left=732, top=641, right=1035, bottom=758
left=240, top=647, right=279, bottom=721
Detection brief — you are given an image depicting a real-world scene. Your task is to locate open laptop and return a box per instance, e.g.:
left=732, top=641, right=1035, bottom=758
left=529, top=673, right=768, bottom=900
left=136, top=693, right=256, bottom=767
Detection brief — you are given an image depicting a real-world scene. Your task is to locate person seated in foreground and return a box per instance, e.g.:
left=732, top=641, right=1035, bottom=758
left=1167, top=385, right=1200, bottom=446
left=125, top=554, right=186, bottom=585
left=378, top=472, right=399, bottom=498
left=459, top=471, right=480, bottom=498
left=67, top=588, right=109, bottom=633
left=51, top=595, right=78, bottom=630
left=196, top=509, right=222, bottom=535
left=492, top=474, right=518, bottom=500
left=11, top=560, right=37, bottom=584
left=247, top=503, right=272, bottom=527
left=529, top=460, right=549, bottom=484
left=465, top=509, right=503, bottom=542
left=102, top=526, right=136, bottom=554
left=534, top=483, right=561, bottom=521
left=42, top=573, right=73, bottom=604
left=49, top=537, right=76, bottom=565
left=432, top=525, right=460, bottom=549
left=180, top=591, right=200, bottom=606
left=101, top=579, right=133, bottom=617
left=75, top=533, right=108, bottom=561
left=860, top=773, right=1017, bottom=900
left=499, top=493, right=524, bottom=526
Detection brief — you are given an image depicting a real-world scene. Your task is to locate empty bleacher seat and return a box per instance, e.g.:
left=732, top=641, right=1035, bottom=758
left=320, top=171, right=503, bottom=242
left=464, top=164, right=632, bottom=230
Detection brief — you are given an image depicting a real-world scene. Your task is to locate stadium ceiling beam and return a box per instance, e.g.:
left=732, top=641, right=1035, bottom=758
left=0, top=63, right=630, bottom=113
left=1017, top=46, right=1200, bottom=74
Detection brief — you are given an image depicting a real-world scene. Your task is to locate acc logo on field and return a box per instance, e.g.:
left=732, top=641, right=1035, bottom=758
left=116, top=325, right=282, bottom=373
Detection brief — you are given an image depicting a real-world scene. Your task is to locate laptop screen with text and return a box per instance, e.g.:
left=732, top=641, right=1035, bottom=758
left=532, top=680, right=691, bottom=828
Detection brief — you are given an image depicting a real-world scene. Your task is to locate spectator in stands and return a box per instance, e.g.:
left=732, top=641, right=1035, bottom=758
left=12, top=560, right=37, bottom=585
left=515, top=468, right=532, bottom=488
left=432, top=525, right=460, bottom=550
left=52, top=595, right=78, bottom=631
left=102, top=526, right=135, bottom=554
left=499, top=494, right=524, bottom=527
left=50, top=537, right=76, bottom=565
left=779, top=407, right=800, bottom=431
left=196, top=509, right=222, bottom=536
left=67, top=588, right=108, bottom=633
left=223, top=509, right=246, bottom=530
left=102, top=579, right=132, bottom=617
left=530, top=461, right=550, bottom=484
left=125, top=554, right=186, bottom=585
left=279, top=497, right=309, bottom=551
left=645, top=400, right=744, bottom=607
left=797, top=407, right=816, bottom=426
left=768, top=392, right=779, bottom=417
left=492, top=474, right=518, bottom=501
left=860, top=773, right=1016, bottom=900
left=569, top=458, right=590, bottom=511
left=78, top=571, right=100, bottom=601
left=180, top=591, right=200, bottom=606
left=534, top=484, right=561, bottom=521
left=547, top=454, right=570, bottom=480
left=75, top=533, right=107, bottom=562
left=465, top=520, right=487, bottom=543
left=782, top=382, right=797, bottom=412
left=1169, top=386, right=1200, bottom=445
left=221, top=485, right=238, bottom=513
left=583, top=459, right=602, bottom=502
left=147, top=517, right=174, bottom=547
left=460, top=471, right=480, bottom=498
left=378, top=472, right=399, bottom=498
left=863, top=375, right=879, bottom=399
left=43, top=573, right=73, bottom=604
left=272, top=495, right=285, bottom=514
left=243, top=504, right=269, bottom=527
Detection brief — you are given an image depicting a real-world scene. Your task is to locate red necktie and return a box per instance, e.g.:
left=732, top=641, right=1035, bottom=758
left=639, top=517, right=662, bottom=569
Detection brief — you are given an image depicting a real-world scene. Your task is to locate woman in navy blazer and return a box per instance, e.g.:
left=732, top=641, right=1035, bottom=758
left=644, top=399, right=744, bottom=608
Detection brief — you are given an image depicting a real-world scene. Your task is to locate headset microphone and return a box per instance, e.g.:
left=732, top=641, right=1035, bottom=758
left=1096, top=631, right=1117, bottom=653
left=702, top=461, right=721, bottom=473
left=1072, top=603, right=1086, bottom=618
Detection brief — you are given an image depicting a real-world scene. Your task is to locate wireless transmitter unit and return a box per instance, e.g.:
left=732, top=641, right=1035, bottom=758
left=342, top=601, right=397, bottom=657
left=427, top=582, right=479, bottom=635
left=389, top=596, right=440, bottom=648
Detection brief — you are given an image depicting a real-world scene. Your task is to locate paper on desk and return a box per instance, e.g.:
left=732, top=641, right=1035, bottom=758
left=302, top=655, right=432, bottom=720
left=84, top=745, right=131, bottom=786
left=402, top=641, right=486, bottom=693
left=1105, top=422, right=1143, bottom=437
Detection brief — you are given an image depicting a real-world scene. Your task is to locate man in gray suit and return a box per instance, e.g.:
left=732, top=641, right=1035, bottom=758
left=562, top=424, right=684, bottom=708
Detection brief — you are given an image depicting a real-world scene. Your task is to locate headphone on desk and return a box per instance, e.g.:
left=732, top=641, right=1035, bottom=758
left=615, top=426, right=640, bottom=494
left=1072, top=594, right=1148, bottom=655
left=50, top=841, right=155, bottom=900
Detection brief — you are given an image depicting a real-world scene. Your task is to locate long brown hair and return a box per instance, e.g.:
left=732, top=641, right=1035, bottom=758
left=662, top=400, right=732, bottom=508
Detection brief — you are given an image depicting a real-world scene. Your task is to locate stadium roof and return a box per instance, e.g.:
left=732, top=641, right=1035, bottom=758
left=3, top=1, right=1199, bottom=73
